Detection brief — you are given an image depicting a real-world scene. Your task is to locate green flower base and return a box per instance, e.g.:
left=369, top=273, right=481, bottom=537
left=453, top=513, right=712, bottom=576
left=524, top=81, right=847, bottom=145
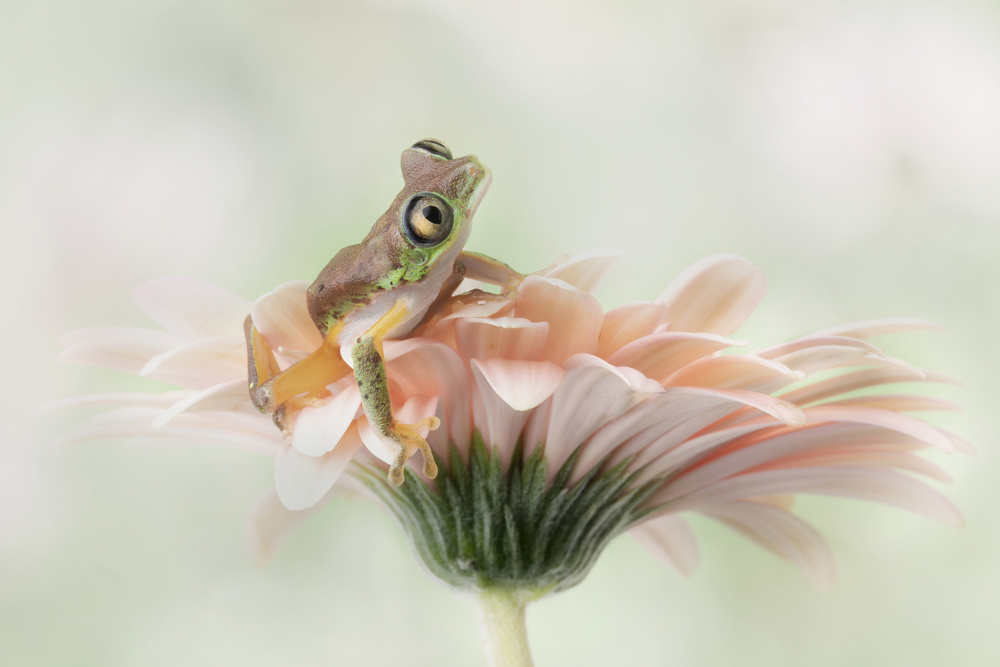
left=354, top=433, right=659, bottom=593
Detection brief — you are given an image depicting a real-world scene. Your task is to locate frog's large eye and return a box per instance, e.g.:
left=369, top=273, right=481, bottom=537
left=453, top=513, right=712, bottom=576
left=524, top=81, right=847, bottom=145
left=411, top=139, right=453, bottom=160
left=402, top=192, right=454, bottom=246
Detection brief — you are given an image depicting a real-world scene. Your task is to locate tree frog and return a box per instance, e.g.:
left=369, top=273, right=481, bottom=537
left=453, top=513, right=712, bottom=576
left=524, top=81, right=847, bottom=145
left=244, top=139, right=523, bottom=486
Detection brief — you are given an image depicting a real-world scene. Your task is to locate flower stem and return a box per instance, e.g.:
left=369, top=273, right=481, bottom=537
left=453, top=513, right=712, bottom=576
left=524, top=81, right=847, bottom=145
left=477, top=588, right=534, bottom=667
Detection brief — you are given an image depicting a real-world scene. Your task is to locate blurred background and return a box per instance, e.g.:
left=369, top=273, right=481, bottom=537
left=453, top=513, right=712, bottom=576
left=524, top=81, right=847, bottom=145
left=3, top=0, right=999, bottom=664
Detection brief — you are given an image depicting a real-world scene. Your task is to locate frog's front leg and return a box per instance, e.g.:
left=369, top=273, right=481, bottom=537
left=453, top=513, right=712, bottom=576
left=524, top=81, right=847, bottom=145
left=458, top=250, right=524, bottom=296
left=353, top=299, right=440, bottom=486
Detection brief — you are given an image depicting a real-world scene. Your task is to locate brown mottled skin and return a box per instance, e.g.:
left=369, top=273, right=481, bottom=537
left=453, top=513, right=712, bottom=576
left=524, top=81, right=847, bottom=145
left=306, top=150, right=484, bottom=336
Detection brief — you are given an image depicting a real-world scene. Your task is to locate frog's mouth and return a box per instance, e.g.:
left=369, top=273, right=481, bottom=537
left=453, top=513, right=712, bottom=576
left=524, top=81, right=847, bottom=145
left=458, top=158, right=492, bottom=218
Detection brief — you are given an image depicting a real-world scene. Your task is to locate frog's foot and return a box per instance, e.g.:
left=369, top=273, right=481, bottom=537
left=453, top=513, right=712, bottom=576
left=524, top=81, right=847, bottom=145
left=386, top=416, right=441, bottom=487
left=272, top=392, right=332, bottom=431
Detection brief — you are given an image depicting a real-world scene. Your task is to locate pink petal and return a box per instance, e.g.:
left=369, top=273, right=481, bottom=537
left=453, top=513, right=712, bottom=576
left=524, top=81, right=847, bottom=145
left=817, top=395, right=961, bottom=413
left=470, top=363, right=532, bottom=467
left=290, top=385, right=362, bottom=457
left=655, top=254, right=766, bottom=335
left=597, top=302, right=667, bottom=358
left=701, top=502, right=836, bottom=590
left=274, top=425, right=363, bottom=511
left=758, top=336, right=884, bottom=359
left=541, top=249, right=621, bottom=293
left=140, top=335, right=247, bottom=388
left=250, top=281, right=323, bottom=358
left=779, top=367, right=959, bottom=407
left=801, top=405, right=954, bottom=452
left=57, top=327, right=180, bottom=374
left=607, top=332, right=739, bottom=383
left=808, top=318, right=944, bottom=339
left=470, top=359, right=564, bottom=411
left=660, top=466, right=963, bottom=526
left=454, top=317, right=549, bottom=362
left=247, top=487, right=338, bottom=566
left=544, top=355, right=644, bottom=479
left=514, top=275, right=603, bottom=365
left=384, top=339, right=471, bottom=454
left=630, top=514, right=699, bottom=577
left=665, top=354, right=801, bottom=391
left=133, top=276, right=251, bottom=342
left=768, top=345, right=875, bottom=376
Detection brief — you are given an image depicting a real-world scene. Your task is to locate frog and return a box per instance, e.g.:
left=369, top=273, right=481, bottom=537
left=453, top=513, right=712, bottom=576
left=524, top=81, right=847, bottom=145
left=244, top=139, right=523, bottom=487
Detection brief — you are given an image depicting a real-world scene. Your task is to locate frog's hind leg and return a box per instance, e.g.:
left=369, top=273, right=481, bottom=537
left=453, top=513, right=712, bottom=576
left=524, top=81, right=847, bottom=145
left=244, top=315, right=353, bottom=425
left=352, top=299, right=440, bottom=486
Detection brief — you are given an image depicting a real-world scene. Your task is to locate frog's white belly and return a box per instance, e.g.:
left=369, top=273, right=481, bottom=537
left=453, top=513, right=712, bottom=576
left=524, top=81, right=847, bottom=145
left=332, top=256, right=456, bottom=358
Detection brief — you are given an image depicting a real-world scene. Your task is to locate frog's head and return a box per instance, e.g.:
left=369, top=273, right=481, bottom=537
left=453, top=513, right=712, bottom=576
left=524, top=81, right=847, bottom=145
left=385, top=139, right=491, bottom=281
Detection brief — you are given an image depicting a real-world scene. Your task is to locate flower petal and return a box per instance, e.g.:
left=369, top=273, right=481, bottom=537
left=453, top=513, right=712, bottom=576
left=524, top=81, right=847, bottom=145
left=544, top=355, right=643, bottom=479
left=247, top=487, right=337, bottom=566
left=133, top=276, right=251, bottom=342
left=541, top=248, right=621, bottom=293
left=514, top=275, right=603, bottom=365
left=151, top=379, right=250, bottom=427
left=808, top=318, right=944, bottom=339
left=655, top=254, right=766, bottom=335
left=274, top=425, right=363, bottom=511
left=140, top=335, right=247, bottom=388
left=250, top=281, right=323, bottom=358
left=290, top=385, right=362, bottom=457
left=701, top=502, right=836, bottom=590
left=57, top=327, right=180, bottom=374
left=661, top=466, right=963, bottom=526
left=631, top=514, right=699, bottom=577
left=607, top=332, right=739, bottom=383
left=470, top=359, right=565, bottom=411
left=454, top=317, right=549, bottom=362
left=469, top=363, right=533, bottom=467
left=597, top=302, right=667, bottom=358
left=666, top=354, right=802, bottom=391
left=779, top=367, right=959, bottom=406
left=801, top=405, right=954, bottom=452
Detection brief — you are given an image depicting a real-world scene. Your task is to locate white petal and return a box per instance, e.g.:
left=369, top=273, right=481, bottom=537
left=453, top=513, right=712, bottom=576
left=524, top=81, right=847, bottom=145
left=57, top=327, right=180, bottom=374
left=540, top=248, right=621, bottom=293
left=701, top=502, right=836, bottom=590
left=274, top=426, right=363, bottom=511
left=470, top=359, right=564, bottom=411
left=655, top=254, right=766, bottom=335
left=152, top=379, right=250, bottom=427
left=133, top=277, right=251, bottom=342
left=631, top=514, right=699, bottom=577
left=290, top=385, right=362, bottom=457
left=250, top=281, right=323, bottom=356
left=140, top=335, right=247, bottom=387
left=779, top=367, right=959, bottom=406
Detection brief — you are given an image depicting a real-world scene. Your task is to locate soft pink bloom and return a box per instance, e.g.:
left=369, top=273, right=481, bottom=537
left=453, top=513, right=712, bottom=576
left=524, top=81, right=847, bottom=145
left=54, top=252, right=966, bottom=589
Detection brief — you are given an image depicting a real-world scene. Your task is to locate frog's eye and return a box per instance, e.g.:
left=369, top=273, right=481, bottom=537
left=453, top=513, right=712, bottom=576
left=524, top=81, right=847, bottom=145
left=411, top=139, right=453, bottom=160
left=402, top=192, right=454, bottom=246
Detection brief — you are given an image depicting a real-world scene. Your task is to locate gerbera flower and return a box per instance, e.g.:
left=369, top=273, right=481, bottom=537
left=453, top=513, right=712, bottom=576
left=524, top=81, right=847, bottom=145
left=54, top=251, right=965, bottom=665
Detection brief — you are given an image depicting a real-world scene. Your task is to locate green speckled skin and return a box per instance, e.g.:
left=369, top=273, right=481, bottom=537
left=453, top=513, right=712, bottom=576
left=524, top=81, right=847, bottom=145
left=351, top=336, right=393, bottom=433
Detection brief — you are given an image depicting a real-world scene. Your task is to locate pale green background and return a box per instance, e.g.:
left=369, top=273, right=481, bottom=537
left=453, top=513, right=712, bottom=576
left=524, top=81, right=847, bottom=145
left=3, top=0, right=998, bottom=665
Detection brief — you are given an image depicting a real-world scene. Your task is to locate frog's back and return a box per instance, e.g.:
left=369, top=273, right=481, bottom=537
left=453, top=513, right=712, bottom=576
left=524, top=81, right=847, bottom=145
left=306, top=242, right=386, bottom=335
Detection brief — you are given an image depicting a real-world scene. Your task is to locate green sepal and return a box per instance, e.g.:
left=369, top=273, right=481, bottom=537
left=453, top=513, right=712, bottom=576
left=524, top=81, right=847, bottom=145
left=354, top=432, right=657, bottom=593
